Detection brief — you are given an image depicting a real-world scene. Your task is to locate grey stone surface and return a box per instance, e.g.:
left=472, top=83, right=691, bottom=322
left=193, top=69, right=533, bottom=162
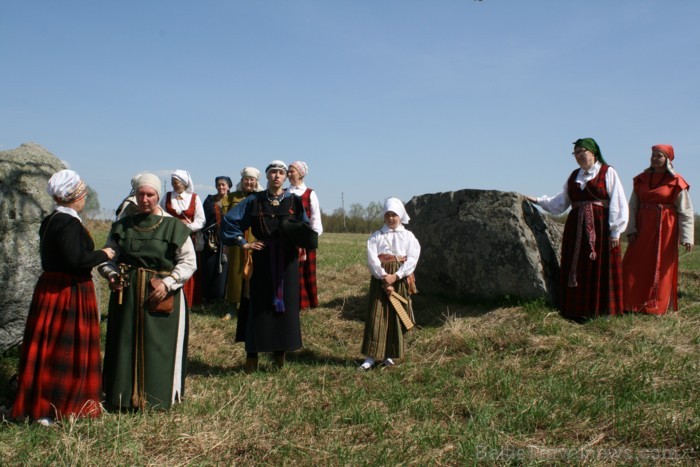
left=405, top=189, right=563, bottom=304
left=0, top=143, right=65, bottom=352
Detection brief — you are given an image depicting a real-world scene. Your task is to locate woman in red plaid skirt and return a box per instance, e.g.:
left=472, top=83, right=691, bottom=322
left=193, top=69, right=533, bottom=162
left=12, top=170, right=115, bottom=425
left=528, top=138, right=629, bottom=321
left=287, top=161, right=323, bottom=309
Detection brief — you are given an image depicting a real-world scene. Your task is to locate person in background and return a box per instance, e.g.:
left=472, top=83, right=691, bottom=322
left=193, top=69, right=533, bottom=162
left=201, top=176, right=232, bottom=302
left=221, top=167, right=263, bottom=321
left=161, top=169, right=205, bottom=308
left=623, top=144, right=694, bottom=314
left=220, top=161, right=311, bottom=373
left=115, top=172, right=141, bottom=220
left=527, top=138, right=628, bottom=321
left=99, top=173, right=196, bottom=411
left=359, top=197, right=420, bottom=370
left=12, top=170, right=115, bottom=425
left=287, top=161, right=323, bottom=309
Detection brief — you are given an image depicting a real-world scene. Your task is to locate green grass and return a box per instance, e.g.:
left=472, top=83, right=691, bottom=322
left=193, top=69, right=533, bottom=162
left=1, top=232, right=699, bottom=465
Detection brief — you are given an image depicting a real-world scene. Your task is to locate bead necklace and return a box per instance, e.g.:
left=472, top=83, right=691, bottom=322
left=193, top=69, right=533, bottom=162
left=267, top=191, right=284, bottom=207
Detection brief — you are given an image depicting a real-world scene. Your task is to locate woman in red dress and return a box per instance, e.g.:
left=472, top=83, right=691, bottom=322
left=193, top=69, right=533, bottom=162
left=287, top=161, right=323, bottom=309
left=623, top=144, right=694, bottom=314
left=12, top=170, right=114, bottom=425
left=528, top=138, right=629, bottom=321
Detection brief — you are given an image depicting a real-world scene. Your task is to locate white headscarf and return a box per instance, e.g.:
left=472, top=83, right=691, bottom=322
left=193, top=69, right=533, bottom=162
left=171, top=169, right=194, bottom=194
left=265, top=160, right=288, bottom=174
left=135, top=173, right=162, bottom=199
left=47, top=169, right=87, bottom=203
left=382, top=197, right=410, bottom=224
left=236, top=166, right=263, bottom=192
left=241, top=166, right=261, bottom=180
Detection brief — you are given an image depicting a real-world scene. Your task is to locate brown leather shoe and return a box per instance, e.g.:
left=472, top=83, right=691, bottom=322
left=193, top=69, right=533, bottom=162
left=244, top=357, right=258, bottom=374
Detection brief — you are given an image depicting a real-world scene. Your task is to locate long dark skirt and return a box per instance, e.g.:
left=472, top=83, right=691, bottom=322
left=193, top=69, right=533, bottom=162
left=12, top=272, right=102, bottom=421
left=200, top=247, right=228, bottom=301
left=244, top=243, right=302, bottom=353
left=103, top=276, right=188, bottom=411
left=559, top=205, right=623, bottom=319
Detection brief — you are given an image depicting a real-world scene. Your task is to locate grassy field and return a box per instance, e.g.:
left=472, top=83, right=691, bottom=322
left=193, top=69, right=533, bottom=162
left=1, top=228, right=699, bottom=465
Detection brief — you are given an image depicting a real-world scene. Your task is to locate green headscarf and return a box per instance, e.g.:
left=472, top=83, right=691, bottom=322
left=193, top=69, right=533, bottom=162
left=573, top=138, right=607, bottom=165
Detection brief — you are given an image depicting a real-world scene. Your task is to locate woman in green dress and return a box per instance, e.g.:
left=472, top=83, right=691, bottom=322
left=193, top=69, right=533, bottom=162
left=99, top=173, right=197, bottom=410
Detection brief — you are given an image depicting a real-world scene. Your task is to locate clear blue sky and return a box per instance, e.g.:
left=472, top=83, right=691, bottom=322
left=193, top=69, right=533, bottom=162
left=2, top=1, right=698, bottom=215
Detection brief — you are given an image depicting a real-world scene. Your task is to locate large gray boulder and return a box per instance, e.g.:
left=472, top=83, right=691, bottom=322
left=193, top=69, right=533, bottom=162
left=0, top=143, right=65, bottom=352
left=405, top=189, right=563, bottom=305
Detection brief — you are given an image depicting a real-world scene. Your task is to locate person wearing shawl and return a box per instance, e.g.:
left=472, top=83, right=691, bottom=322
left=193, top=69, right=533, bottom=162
left=99, top=173, right=196, bottom=410
left=622, top=144, right=694, bottom=314
left=358, top=197, right=420, bottom=370
left=12, top=170, right=115, bottom=425
left=528, top=138, right=628, bottom=321
left=220, top=167, right=264, bottom=321
left=200, top=176, right=233, bottom=302
left=160, top=169, right=205, bottom=308
left=287, top=161, right=323, bottom=309
left=220, top=161, right=310, bottom=373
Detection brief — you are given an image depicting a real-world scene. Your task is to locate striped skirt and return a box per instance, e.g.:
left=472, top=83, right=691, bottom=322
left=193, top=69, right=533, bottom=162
left=361, top=261, right=415, bottom=360
left=299, top=249, right=319, bottom=309
left=12, top=272, right=102, bottom=421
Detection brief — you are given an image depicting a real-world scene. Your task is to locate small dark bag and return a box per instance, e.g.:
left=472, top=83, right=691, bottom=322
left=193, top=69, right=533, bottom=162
left=279, top=219, right=318, bottom=250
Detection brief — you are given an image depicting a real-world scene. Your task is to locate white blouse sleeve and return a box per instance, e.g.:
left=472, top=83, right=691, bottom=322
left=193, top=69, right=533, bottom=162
left=676, top=189, right=695, bottom=245
left=605, top=167, right=629, bottom=239
left=366, top=232, right=386, bottom=280
left=395, top=232, right=420, bottom=279
left=187, top=194, right=206, bottom=232
left=309, top=190, right=323, bottom=236
left=162, top=236, right=197, bottom=292
left=536, top=181, right=571, bottom=215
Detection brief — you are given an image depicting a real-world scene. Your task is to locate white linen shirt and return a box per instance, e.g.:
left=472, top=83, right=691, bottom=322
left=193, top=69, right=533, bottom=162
left=159, top=191, right=205, bottom=232
left=367, top=224, right=421, bottom=280
left=536, top=162, right=629, bottom=239
left=287, top=183, right=323, bottom=235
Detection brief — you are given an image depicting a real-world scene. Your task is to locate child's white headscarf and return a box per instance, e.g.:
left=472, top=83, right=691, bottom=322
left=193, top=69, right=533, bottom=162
left=382, top=197, right=410, bottom=224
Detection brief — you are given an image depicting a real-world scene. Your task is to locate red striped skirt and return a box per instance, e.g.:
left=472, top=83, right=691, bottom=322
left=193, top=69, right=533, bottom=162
left=299, top=249, right=319, bottom=309
left=11, top=271, right=102, bottom=421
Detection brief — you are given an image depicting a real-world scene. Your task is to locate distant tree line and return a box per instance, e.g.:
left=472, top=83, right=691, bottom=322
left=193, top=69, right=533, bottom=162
left=321, top=201, right=385, bottom=233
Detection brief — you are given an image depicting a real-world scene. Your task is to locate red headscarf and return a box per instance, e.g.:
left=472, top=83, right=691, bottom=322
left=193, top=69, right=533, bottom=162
left=652, top=144, right=674, bottom=161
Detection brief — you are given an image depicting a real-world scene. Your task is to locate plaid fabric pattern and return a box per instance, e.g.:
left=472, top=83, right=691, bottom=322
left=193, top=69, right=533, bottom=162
left=560, top=165, right=623, bottom=319
left=12, top=272, right=102, bottom=421
left=299, top=249, right=319, bottom=309
left=299, top=188, right=319, bottom=309
left=361, top=261, right=414, bottom=359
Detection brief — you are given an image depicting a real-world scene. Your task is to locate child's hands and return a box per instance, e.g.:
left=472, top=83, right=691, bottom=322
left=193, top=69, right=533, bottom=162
left=382, top=273, right=397, bottom=286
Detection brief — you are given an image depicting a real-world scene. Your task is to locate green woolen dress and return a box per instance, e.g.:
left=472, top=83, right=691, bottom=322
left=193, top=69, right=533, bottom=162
left=102, top=213, right=193, bottom=410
